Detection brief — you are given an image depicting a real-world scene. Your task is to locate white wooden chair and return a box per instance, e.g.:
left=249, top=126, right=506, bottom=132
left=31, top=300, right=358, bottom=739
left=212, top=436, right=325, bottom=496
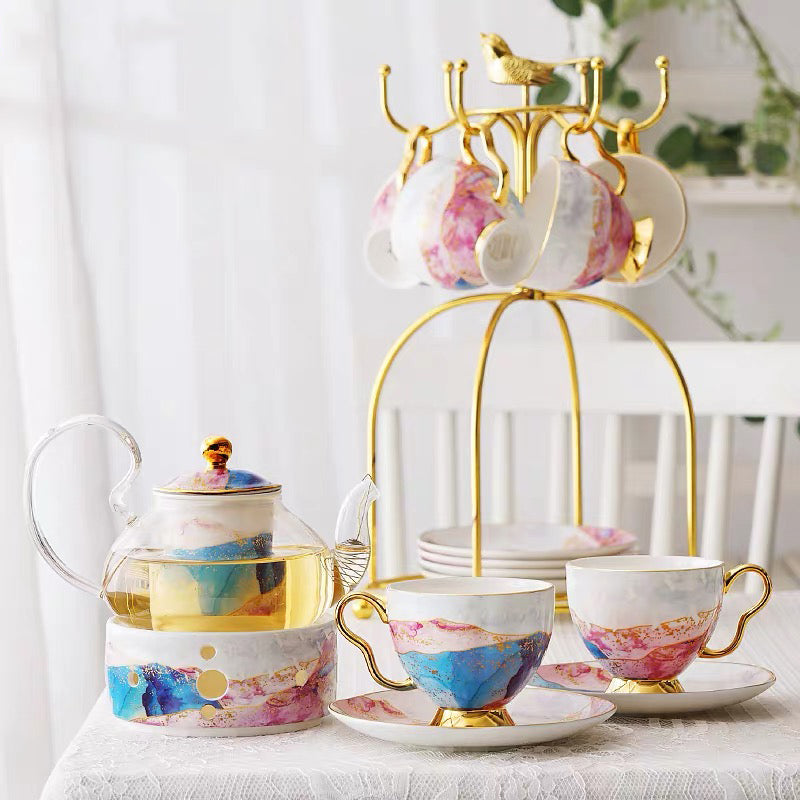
left=363, top=340, right=800, bottom=592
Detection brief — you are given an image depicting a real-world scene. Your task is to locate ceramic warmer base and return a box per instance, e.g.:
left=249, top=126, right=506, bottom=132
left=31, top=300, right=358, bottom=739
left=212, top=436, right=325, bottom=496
left=105, top=613, right=336, bottom=736
left=110, top=713, right=324, bottom=737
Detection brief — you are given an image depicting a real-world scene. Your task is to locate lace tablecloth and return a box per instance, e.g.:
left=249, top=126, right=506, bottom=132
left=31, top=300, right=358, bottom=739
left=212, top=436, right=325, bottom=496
left=44, top=591, right=800, bottom=800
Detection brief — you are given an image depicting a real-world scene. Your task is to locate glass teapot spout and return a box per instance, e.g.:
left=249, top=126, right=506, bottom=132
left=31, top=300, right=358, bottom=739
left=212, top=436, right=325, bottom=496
left=332, top=476, right=378, bottom=594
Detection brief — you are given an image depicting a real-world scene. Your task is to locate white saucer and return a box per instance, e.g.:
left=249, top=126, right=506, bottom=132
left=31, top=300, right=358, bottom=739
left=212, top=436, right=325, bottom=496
left=531, top=660, right=775, bottom=715
left=417, top=564, right=566, bottom=590
left=418, top=547, right=570, bottom=574
left=329, top=686, right=615, bottom=750
left=419, top=522, right=636, bottom=561
left=418, top=559, right=567, bottom=586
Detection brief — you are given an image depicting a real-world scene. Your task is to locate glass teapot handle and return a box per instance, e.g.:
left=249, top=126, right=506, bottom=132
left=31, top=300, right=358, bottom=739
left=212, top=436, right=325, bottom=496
left=23, top=414, right=141, bottom=597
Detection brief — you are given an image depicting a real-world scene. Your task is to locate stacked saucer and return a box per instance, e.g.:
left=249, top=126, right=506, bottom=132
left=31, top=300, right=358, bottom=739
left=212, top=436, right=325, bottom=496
left=418, top=522, right=637, bottom=598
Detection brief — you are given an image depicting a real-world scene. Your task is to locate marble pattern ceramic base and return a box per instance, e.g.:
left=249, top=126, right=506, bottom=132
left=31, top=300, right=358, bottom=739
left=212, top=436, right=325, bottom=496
left=106, top=614, right=335, bottom=734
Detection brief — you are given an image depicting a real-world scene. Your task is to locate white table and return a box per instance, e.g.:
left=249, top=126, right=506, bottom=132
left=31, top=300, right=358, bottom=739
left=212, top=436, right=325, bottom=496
left=44, top=591, right=800, bottom=800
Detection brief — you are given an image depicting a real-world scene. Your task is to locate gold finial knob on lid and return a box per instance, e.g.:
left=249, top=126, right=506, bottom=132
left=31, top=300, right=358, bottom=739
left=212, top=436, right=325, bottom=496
left=203, top=436, right=232, bottom=470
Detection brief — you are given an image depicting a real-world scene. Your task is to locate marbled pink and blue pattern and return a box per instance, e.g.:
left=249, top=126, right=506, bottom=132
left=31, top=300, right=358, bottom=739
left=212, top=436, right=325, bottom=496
left=571, top=169, right=634, bottom=288
left=388, top=618, right=550, bottom=710
left=107, top=631, right=335, bottom=729
left=161, top=467, right=272, bottom=493
left=420, top=163, right=521, bottom=289
left=528, top=160, right=635, bottom=292
left=572, top=606, right=721, bottom=681
left=391, top=159, right=523, bottom=290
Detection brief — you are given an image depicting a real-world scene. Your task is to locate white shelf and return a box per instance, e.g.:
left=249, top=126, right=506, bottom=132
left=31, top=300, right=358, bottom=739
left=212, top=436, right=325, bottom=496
left=681, top=176, right=800, bottom=206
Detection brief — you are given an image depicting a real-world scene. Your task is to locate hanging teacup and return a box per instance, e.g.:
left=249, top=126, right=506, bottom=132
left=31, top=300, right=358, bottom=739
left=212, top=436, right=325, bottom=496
left=364, top=125, right=432, bottom=288
left=505, top=123, right=653, bottom=291
left=588, top=118, right=687, bottom=286
left=389, top=119, right=526, bottom=289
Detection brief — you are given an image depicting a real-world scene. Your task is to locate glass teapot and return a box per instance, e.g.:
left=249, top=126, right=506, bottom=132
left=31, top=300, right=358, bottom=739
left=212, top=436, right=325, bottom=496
left=23, top=415, right=377, bottom=632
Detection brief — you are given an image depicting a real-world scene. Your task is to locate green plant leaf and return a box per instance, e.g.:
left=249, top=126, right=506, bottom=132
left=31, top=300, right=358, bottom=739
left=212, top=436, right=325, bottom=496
left=603, top=128, right=618, bottom=153
left=656, top=125, right=695, bottom=168
left=694, top=133, right=744, bottom=175
left=718, top=123, right=745, bottom=146
left=537, top=72, right=571, bottom=105
left=743, top=416, right=766, bottom=424
left=602, top=67, right=617, bottom=101
left=687, top=112, right=717, bottom=132
left=753, top=141, right=789, bottom=175
left=762, top=321, right=783, bottom=341
left=796, top=418, right=800, bottom=439
left=612, top=38, right=639, bottom=70
left=589, top=0, right=615, bottom=26
left=704, top=145, right=744, bottom=176
left=618, top=88, right=641, bottom=108
left=552, top=0, right=583, bottom=16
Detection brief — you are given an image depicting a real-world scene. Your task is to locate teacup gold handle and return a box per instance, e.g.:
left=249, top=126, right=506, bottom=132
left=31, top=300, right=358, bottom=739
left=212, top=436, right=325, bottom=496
left=396, top=125, right=431, bottom=189
left=477, top=117, right=509, bottom=205
left=560, top=122, right=628, bottom=196
left=335, top=592, right=415, bottom=691
left=700, top=564, right=772, bottom=658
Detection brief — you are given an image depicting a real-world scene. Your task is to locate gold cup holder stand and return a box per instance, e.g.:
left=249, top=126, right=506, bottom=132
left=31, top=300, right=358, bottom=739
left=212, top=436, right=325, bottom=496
left=357, top=37, right=697, bottom=619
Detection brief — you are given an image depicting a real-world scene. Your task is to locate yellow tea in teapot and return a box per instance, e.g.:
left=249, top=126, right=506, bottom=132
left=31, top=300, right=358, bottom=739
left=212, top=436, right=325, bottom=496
left=105, top=544, right=334, bottom=632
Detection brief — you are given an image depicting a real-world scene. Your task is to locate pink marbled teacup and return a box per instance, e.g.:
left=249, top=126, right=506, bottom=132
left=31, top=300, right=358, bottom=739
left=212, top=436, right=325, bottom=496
left=522, top=158, right=636, bottom=291
left=389, top=158, right=525, bottom=290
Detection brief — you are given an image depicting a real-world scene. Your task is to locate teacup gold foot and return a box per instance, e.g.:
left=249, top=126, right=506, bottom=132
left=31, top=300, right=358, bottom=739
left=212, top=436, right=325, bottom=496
left=607, top=677, right=684, bottom=694
left=430, top=707, right=515, bottom=727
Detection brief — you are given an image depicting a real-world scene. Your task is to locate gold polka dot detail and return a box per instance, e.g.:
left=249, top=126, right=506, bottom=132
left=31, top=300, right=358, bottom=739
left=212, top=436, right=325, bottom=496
left=200, top=704, right=217, bottom=720
left=196, top=669, right=228, bottom=700
left=294, top=669, right=308, bottom=687
left=127, top=671, right=139, bottom=687
left=199, top=645, right=216, bottom=661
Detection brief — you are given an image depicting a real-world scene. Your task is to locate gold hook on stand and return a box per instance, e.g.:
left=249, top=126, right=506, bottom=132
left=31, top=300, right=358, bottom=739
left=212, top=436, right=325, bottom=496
left=571, top=57, right=604, bottom=133
left=378, top=65, right=409, bottom=134
left=597, top=56, right=670, bottom=134
left=454, top=60, right=479, bottom=135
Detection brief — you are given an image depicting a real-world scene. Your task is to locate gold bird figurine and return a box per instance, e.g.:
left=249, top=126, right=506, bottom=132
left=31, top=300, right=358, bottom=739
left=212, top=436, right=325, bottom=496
left=480, top=33, right=555, bottom=86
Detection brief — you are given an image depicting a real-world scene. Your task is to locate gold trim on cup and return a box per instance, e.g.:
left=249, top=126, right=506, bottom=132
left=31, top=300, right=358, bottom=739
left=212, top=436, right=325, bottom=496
left=566, top=555, right=722, bottom=573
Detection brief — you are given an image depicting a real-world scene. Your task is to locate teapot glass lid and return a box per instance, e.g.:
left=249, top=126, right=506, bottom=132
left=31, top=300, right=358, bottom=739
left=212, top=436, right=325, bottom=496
left=157, top=436, right=281, bottom=494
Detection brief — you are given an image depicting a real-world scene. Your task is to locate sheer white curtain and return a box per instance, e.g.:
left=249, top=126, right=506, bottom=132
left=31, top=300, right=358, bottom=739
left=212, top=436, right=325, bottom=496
left=1, top=1, right=576, bottom=796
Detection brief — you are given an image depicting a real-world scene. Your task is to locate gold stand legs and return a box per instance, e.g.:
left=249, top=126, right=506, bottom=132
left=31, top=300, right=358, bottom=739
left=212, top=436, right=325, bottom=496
left=366, top=293, right=509, bottom=587
left=431, top=707, right=515, bottom=727
left=607, top=677, right=685, bottom=694
left=364, top=289, right=698, bottom=601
